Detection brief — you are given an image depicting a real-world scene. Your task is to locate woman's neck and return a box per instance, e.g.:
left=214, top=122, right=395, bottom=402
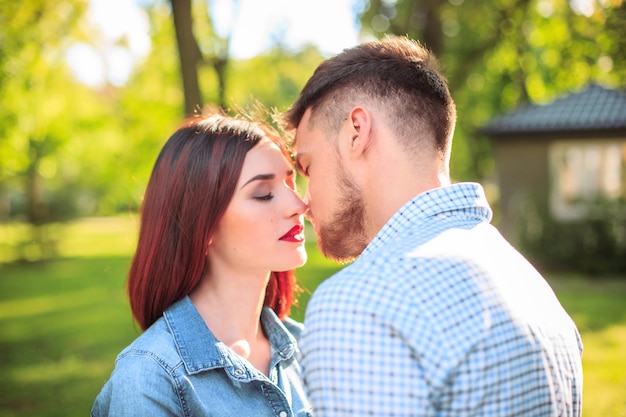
left=189, top=267, right=272, bottom=374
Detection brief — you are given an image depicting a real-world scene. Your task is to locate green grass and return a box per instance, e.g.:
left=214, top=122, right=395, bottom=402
left=0, top=217, right=625, bottom=416
left=548, top=276, right=626, bottom=416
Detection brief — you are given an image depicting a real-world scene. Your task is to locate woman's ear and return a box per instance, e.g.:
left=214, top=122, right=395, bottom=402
left=205, top=238, right=213, bottom=256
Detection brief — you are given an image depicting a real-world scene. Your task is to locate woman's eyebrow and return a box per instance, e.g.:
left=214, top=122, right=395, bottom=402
left=241, top=173, right=275, bottom=189
left=241, top=167, right=295, bottom=189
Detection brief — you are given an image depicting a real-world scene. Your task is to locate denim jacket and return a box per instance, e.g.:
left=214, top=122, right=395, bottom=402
left=91, top=296, right=313, bottom=417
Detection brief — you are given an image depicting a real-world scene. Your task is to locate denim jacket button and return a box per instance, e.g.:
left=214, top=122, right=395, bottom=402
left=234, top=368, right=244, bottom=377
left=278, top=411, right=288, bottom=417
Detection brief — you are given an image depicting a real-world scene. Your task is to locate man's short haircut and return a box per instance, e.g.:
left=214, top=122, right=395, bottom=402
left=284, top=36, right=457, bottom=156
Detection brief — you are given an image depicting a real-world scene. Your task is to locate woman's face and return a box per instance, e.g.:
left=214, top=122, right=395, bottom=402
left=209, top=137, right=308, bottom=274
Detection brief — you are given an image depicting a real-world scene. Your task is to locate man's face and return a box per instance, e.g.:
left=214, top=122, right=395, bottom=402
left=294, top=109, right=368, bottom=262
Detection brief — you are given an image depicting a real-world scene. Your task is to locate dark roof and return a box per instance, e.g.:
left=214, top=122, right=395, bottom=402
left=481, top=84, right=626, bottom=136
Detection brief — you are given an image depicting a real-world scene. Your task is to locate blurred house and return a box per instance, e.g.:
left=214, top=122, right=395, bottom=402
left=482, top=84, right=626, bottom=240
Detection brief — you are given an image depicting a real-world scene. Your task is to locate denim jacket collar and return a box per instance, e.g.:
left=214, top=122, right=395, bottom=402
left=163, top=296, right=297, bottom=380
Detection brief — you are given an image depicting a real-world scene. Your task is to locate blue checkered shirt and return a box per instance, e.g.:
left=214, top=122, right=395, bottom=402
left=300, top=182, right=583, bottom=416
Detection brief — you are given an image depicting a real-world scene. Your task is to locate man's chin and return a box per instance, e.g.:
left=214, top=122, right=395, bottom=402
left=317, top=233, right=359, bottom=264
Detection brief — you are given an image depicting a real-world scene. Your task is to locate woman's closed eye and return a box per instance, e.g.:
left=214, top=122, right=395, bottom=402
left=254, top=193, right=274, bottom=201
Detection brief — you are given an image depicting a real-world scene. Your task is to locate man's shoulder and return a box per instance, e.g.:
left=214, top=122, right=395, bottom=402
left=306, top=253, right=417, bottom=313
left=307, top=227, right=499, bottom=318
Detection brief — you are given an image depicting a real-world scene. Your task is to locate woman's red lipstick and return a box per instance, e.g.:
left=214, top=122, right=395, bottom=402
left=280, top=224, right=305, bottom=242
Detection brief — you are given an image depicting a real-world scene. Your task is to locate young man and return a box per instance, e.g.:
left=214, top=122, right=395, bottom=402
left=284, top=36, right=583, bottom=416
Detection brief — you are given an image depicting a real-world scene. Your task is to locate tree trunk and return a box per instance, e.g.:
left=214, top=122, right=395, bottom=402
left=213, top=56, right=228, bottom=109
left=169, top=0, right=203, bottom=116
left=418, top=0, right=443, bottom=57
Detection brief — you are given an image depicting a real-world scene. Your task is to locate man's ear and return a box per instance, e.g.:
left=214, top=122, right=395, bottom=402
left=343, top=106, right=372, bottom=158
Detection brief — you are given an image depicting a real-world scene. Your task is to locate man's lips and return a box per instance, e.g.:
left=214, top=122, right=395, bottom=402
left=280, top=224, right=305, bottom=242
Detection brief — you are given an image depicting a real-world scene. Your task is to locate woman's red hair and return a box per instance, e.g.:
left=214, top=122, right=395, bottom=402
left=128, top=113, right=297, bottom=330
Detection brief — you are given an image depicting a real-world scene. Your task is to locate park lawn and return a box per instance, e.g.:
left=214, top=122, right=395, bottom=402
left=0, top=216, right=625, bottom=416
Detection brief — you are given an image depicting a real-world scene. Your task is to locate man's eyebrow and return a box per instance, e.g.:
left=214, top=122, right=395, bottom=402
left=241, top=173, right=275, bottom=189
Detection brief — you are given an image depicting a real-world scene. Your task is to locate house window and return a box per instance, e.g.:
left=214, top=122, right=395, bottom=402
left=549, top=140, right=626, bottom=220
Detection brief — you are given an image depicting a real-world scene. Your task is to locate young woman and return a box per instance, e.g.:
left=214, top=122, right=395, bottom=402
left=91, top=112, right=312, bottom=417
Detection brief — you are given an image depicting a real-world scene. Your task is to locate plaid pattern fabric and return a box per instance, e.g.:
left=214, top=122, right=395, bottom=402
left=300, top=183, right=583, bottom=416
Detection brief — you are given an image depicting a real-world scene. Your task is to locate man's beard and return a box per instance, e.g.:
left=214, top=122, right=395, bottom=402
left=316, top=166, right=369, bottom=263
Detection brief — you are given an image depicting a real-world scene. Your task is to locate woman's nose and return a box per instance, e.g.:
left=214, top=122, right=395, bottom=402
left=288, top=188, right=308, bottom=217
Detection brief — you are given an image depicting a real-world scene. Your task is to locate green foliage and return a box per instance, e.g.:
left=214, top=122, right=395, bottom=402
left=516, top=197, right=626, bottom=275
left=357, top=0, right=626, bottom=181
left=227, top=45, right=325, bottom=112
left=0, top=0, right=87, bottom=221
left=108, top=3, right=184, bottom=212
left=0, top=2, right=182, bottom=261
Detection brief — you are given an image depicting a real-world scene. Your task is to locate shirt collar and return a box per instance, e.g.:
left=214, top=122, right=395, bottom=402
left=163, top=296, right=297, bottom=376
left=363, top=182, right=493, bottom=256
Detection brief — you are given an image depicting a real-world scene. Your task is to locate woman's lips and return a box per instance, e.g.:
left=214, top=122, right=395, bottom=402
left=280, top=224, right=305, bottom=242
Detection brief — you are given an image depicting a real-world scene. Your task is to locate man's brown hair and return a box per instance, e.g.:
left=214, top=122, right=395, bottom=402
left=283, top=36, right=456, bottom=156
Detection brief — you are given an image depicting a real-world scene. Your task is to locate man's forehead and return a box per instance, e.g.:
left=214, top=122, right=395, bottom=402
left=293, top=143, right=308, bottom=173
left=293, top=109, right=315, bottom=150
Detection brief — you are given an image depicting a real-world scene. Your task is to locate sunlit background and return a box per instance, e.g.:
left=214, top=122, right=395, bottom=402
left=65, top=0, right=361, bottom=87
left=1, top=0, right=625, bottom=416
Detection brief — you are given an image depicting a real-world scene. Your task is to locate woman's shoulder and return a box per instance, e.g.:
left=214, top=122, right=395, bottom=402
left=92, top=319, right=185, bottom=417
left=116, top=317, right=181, bottom=371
